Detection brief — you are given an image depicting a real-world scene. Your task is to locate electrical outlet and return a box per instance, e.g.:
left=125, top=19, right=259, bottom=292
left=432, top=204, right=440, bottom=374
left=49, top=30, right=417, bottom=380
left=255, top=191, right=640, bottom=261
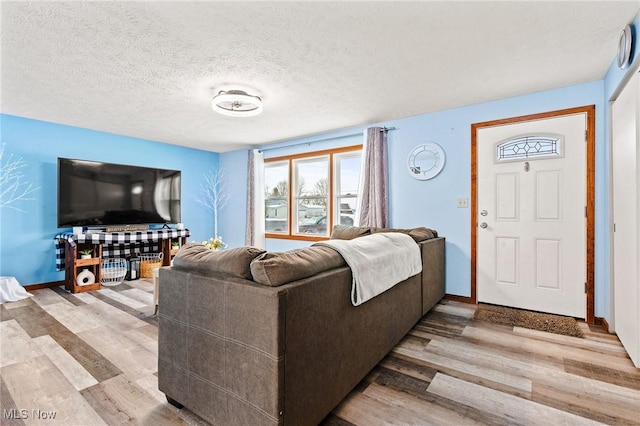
left=457, top=198, right=468, bottom=208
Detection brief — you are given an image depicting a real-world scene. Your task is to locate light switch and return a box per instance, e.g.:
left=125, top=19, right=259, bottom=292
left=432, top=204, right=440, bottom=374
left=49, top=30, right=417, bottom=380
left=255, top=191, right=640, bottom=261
left=457, top=198, right=468, bottom=208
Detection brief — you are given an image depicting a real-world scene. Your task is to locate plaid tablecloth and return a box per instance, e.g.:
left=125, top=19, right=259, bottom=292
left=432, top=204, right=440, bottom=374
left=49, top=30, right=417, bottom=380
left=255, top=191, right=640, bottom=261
left=54, top=229, right=191, bottom=270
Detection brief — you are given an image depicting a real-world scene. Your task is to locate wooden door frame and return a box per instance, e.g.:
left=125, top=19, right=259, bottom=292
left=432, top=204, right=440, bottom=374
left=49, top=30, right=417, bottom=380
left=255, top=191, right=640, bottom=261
left=471, top=105, right=596, bottom=324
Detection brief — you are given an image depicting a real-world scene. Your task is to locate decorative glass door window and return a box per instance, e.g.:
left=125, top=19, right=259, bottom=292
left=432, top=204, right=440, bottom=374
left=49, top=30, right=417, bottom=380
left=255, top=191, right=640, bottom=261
left=495, top=135, right=564, bottom=162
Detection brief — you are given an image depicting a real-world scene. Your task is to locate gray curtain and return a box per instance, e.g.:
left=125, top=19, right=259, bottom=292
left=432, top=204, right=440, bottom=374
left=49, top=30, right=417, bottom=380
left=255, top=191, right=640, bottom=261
left=357, top=127, right=388, bottom=227
left=245, top=149, right=265, bottom=248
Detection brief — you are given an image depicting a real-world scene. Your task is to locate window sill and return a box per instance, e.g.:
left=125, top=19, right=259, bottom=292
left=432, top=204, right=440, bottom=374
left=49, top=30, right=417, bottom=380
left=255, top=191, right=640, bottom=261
left=265, top=233, right=329, bottom=242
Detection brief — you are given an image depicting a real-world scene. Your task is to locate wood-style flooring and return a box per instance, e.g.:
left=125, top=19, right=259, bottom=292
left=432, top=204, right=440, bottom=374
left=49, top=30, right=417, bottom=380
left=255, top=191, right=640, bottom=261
left=1, top=281, right=638, bottom=425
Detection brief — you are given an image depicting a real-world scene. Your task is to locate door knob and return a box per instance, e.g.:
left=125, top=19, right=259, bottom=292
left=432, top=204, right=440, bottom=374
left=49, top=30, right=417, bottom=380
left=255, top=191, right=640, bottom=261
left=480, top=210, right=488, bottom=216
left=480, top=222, right=488, bottom=229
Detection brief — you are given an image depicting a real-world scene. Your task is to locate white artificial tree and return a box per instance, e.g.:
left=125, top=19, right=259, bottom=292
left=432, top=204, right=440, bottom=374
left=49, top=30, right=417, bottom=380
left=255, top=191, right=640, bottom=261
left=196, top=167, right=230, bottom=240
left=0, top=143, right=39, bottom=211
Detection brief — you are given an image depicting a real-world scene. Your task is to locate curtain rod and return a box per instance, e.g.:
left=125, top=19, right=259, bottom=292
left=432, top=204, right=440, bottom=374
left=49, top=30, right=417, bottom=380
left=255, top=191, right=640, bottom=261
left=258, top=126, right=395, bottom=153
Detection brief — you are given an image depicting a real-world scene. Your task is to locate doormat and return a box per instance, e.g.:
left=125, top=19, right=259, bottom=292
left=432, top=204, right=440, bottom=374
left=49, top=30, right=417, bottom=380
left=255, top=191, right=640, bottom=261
left=474, top=304, right=584, bottom=338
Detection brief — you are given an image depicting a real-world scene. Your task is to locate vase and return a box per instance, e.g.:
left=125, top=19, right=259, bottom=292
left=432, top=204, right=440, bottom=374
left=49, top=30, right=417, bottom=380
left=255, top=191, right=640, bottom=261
left=77, top=269, right=95, bottom=285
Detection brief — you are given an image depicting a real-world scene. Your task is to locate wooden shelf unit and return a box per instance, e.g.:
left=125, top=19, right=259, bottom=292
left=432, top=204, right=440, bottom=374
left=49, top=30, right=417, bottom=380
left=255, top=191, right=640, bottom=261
left=164, top=236, right=187, bottom=264
left=59, top=229, right=189, bottom=293
left=64, top=241, right=102, bottom=293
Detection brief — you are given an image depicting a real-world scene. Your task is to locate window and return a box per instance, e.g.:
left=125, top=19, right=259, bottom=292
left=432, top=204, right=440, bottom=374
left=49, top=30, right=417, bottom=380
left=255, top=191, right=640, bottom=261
left=334, top=151, right=361, bottom=228
left=264, top=145, right=362, bottom=240
left=264, top=161, right=289, bottom=233
left=495, top=135, right=563, bottom=162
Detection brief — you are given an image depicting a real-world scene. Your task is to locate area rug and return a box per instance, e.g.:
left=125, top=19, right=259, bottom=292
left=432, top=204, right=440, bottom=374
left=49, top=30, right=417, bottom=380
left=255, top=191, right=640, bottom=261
left=474, top=304, right=584, bottom=338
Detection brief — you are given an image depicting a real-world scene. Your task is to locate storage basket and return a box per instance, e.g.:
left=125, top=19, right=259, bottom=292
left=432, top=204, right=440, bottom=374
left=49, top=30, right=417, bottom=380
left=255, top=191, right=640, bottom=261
left=139, top=253, right=163, bottom=278
left=101, top=258, right=127, bottom=286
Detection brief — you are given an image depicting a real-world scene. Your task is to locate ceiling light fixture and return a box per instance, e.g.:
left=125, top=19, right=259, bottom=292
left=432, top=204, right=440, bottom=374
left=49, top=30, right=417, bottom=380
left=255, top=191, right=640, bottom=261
left=212, top=89, right=262, bottom=117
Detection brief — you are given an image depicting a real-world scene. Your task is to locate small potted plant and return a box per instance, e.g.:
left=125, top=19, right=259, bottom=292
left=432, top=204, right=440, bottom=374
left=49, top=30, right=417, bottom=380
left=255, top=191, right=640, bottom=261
left=172, top=241, right=180, bottom=250
left=79, top=249, right=92, bottom=260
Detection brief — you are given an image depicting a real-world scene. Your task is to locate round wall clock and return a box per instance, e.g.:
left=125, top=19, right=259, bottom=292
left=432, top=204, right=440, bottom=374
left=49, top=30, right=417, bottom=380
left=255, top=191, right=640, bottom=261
left=617, top=24, right=633, bottom=70
left=407, top=142, right=446, bottom=180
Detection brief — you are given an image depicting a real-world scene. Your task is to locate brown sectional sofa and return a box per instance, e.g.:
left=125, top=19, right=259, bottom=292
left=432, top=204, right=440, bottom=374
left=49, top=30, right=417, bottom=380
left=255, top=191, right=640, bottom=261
left=158, top=226, right=445, bottom=425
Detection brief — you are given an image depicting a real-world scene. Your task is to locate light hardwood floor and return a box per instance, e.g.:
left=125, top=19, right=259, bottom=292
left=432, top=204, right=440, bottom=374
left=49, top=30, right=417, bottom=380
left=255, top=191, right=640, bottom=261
left=1, top=281, right=638, bottom=425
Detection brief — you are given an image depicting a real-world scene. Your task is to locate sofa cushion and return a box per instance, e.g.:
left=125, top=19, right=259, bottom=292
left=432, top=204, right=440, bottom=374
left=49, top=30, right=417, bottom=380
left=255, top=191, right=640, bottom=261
left=250, top=246, right=346, bottom=287
left=371, top=226, right=438, bottom=242
left=172, top=243, right=266, bottom=280
left=330, top=225, right=371, bottom=240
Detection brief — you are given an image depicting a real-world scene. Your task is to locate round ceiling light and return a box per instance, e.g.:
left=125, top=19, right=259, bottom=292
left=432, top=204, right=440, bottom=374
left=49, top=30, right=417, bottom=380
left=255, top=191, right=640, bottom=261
left=212, top=89, right=262, bottom=117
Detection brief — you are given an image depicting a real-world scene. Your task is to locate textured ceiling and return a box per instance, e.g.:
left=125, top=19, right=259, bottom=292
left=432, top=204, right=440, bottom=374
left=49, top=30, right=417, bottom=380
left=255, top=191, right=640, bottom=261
left=1, top=1, right=638, bottom=153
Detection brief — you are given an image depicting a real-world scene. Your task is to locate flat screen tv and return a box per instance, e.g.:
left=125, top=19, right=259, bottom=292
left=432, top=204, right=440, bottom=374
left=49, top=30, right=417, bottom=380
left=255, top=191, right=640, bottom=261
left=58, top=158, right=181, bottom=228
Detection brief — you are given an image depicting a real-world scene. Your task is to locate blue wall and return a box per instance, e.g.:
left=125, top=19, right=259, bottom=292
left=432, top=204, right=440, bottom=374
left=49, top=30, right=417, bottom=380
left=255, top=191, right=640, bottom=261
left=219, top=80, right=608, bottom=314
left=0, top=114, right=218, bottom=286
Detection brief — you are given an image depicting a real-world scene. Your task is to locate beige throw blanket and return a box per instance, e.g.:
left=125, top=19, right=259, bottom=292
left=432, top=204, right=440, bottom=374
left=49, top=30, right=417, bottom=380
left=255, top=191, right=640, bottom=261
left=314, top=233, right=422, bottom=306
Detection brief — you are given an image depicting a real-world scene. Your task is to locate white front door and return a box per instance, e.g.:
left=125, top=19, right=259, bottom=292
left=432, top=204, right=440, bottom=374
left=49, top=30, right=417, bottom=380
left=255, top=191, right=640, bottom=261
left=477, top=113, right=586, bottom=318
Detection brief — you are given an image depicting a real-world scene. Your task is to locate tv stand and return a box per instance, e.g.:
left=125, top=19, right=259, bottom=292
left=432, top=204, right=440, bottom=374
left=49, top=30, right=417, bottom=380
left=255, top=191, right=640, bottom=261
left=55, top=228, right=190, bottom=293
